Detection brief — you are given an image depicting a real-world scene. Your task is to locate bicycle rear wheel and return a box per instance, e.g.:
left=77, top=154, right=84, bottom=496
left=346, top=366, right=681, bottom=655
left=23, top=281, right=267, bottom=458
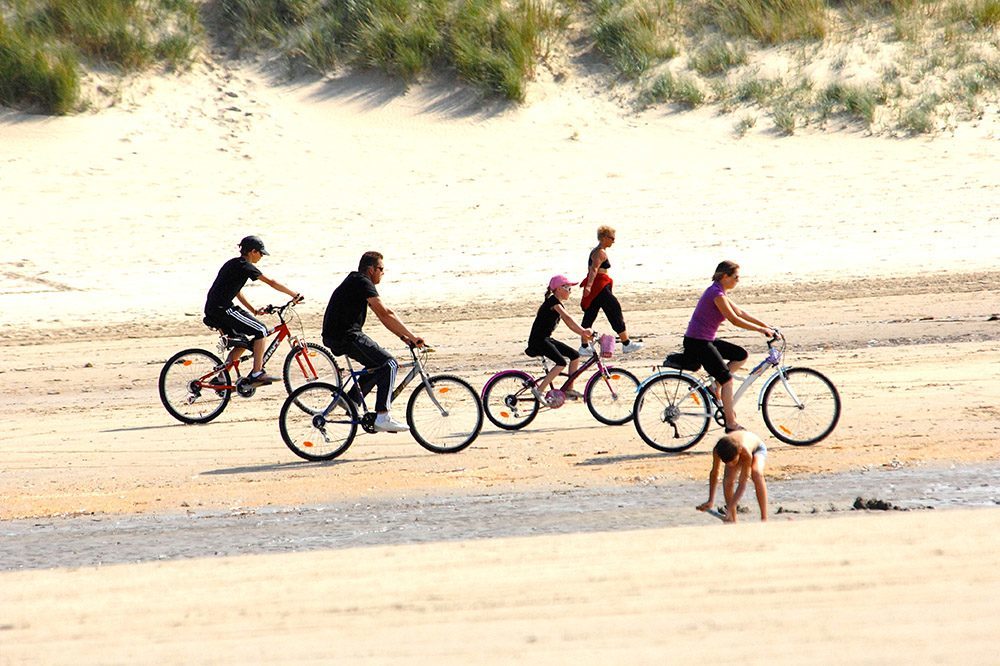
left=407, top=375, right=483, bottom=453
left=584, top=366, right=639, bottom=425
left=633, top=373, right=711, bottom=453
left=282, top=342, right=342, bottom=402
left=279, top=382, right=358, bottom=461
left=761, top=367, right=841, bottom=445
left=159, top=348, right=231, bottom=424
left=482, top=370, right=540, bottom=430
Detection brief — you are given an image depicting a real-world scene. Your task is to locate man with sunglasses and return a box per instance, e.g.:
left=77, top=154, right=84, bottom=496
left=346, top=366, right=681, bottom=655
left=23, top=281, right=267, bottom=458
left=322, top=251, right=423, bottom=433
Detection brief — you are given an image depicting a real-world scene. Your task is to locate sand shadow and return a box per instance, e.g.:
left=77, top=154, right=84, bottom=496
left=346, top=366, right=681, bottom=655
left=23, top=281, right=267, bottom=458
left=202, top=452, right=425, bottom=475
left=576, top=449, right=711, bottom=466
left=475, top=423, right=604, bottom=437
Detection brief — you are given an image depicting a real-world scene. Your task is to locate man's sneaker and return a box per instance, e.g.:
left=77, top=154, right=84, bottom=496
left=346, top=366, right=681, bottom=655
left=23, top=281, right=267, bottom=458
left=247, top=370, right=277, bottom=386
left=373, top=414, right=409, bottom=433
left=622, top=340, right=645, bottom=354
left=578, top=344, right=592, bottom=357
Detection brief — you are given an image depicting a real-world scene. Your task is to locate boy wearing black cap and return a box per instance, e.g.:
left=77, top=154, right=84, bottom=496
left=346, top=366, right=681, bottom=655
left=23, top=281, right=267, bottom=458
left=204, top=235, right=302, bottom=386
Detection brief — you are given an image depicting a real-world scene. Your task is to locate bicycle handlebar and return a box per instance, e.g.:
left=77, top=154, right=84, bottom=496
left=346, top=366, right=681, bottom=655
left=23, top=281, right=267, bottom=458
left=261, top=295, right=304, bottom=316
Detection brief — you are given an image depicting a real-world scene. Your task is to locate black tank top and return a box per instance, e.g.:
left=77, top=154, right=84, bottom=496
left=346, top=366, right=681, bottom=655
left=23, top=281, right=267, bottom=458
left=589, top=249, right=610, bottom=270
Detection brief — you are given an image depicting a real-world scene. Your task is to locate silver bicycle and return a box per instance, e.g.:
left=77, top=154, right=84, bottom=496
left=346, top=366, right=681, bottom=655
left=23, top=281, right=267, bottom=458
left=632, top=332, right=841, bottom=453
left=279, top=343, right=484, bottom=461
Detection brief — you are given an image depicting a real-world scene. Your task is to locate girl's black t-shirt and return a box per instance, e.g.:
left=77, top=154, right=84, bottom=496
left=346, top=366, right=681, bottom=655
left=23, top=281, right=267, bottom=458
left=528, top=294, right=561, bottom=344
left=205, top=256, right=262, bottom=311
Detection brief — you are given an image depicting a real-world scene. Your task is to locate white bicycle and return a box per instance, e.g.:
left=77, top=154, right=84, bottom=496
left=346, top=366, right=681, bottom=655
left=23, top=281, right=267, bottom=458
left=632, top=332, right=841, bottom=453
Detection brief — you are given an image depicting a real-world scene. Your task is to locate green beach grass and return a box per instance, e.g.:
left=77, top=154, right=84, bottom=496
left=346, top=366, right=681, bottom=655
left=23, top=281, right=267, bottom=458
left=1, top=0, right=200, bottom=113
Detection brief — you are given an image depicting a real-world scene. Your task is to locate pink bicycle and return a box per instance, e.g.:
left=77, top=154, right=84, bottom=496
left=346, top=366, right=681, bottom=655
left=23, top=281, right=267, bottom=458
left=481, top=334, right=639, bottom=430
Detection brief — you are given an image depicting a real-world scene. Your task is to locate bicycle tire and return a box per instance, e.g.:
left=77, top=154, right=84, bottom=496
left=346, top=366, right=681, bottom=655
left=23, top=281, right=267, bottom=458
left=761, top=367, right=841, bottom=445
left=279, top=382, right=358, bottom=461
left=584, top=366, right=640, bottom=426
left=407, top=375, right=483, bottom=453
left=158, top=348, right=231, bottom=424
left=282, top=341, right=342, bottom=403
left=633, top=373, right=712, bottom=453
left=482, top=370, right=540, bottom=431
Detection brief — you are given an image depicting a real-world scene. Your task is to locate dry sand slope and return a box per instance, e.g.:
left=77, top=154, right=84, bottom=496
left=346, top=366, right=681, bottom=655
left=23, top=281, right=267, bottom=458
left=1, top=56, right=999, bottom=664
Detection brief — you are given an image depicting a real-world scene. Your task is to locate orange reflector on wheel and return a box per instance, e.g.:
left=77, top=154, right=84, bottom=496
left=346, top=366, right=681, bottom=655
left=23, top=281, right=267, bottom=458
left=303, top=441, right=314, bottom=448
left=610, top=374, right=620, bottom=380
left=692, top=395, right=701, bottom=406
left=438, top=387, right=450, bottom=394
left=779, top=426, right=792, bottom=435
left=500, top=412, right=510, bottom=418
left=181, top=360, right=192, bottom=366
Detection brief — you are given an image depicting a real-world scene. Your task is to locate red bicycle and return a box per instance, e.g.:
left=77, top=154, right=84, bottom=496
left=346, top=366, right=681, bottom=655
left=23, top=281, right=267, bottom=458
left=158, top=299, right=341, bottom=424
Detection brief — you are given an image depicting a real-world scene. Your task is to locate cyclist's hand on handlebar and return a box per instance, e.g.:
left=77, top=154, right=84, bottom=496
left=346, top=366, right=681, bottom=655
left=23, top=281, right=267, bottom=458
left=291, top=293, right=304, bottom=304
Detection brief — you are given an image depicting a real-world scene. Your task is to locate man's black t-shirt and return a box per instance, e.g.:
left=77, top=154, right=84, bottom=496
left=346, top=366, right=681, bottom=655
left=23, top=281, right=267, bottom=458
left=205, top=257, right=262, bottom=311
left=322, top=271, right=379, bottom=341
left=528, top=294, right=562, bottom=345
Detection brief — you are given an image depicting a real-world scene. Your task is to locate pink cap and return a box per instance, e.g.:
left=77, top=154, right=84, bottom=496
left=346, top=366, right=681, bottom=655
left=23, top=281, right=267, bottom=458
left=548, top=275, right=577, bottom=290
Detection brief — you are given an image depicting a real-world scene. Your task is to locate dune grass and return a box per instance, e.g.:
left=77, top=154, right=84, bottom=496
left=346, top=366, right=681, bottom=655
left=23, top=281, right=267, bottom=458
left=222, top=0, right=565, bottom=101
left=0, top=17, right=79, bottom=114
left=704, top=0, right=828, bottom=44
left=590, top=0, right=679, bottom=77
left=0, top=0, right=200, bottom=113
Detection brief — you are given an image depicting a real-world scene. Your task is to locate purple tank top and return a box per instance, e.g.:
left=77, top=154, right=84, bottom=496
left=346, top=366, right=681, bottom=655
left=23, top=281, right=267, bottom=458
left=685, top=282, right=726, bottom=340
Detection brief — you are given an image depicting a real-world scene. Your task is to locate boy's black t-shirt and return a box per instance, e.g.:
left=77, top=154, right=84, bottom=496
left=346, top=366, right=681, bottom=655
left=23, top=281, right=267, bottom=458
left=322, top=271, right=379, bottom=341
left=528, top=294, right=562, bottom=345
left=205, top=257, right=262, bottom=311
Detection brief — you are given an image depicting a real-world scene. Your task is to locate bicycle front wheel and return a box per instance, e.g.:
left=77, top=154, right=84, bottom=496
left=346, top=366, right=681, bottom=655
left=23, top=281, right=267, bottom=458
left=584, top=366, right=639, bottom=425
left=761, top=367, right=841, bottom=445
left=407, top=375, right=483, bottom=453
left=283, top=342, right=342, bottom=397
left=482, top=370, right=540, bottom=430
left=633, top=373, right=711, bottom=453
left=279, top=382, right=358, bottom=461
left=158, top=348, right=231, bottom=424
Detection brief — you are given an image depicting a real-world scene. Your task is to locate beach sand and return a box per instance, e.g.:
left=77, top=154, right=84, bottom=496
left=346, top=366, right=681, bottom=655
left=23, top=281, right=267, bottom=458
left=1, top=54, right=999, bottom=663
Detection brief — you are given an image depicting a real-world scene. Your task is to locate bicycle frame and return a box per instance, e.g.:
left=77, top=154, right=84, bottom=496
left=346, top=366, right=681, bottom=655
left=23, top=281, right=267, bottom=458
left=636, top=343, right=797, bottom=415
left=202, top=304, right=313, bottom=391
left=335, top=345, right=442, bottom=417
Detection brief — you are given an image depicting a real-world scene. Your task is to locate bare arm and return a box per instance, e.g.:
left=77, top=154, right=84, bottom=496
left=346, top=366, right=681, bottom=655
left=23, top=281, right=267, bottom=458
left=258, top=274, right=300, bottom=301
left=368, top=296, right=422, bottom=346
left=235, top=291, right=255, bottom=312
left=553, top=303, right=592, bottom=339
left=582, top=249, right=606, bottom=294
left=714, top=294, right=773, bottom=337
left=726, top=457, right=752, bottom=522
left=697, top=454, right=723, bottom=511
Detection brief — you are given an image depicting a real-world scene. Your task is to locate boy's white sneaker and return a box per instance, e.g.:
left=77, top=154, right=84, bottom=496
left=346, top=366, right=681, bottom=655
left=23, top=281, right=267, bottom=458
left=622, top=340, right=644, bottom=354
left=374, top=414, right=409, bottom=433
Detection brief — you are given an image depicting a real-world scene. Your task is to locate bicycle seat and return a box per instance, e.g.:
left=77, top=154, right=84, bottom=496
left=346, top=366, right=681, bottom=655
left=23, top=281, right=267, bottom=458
left=202, top=317, right=252, bottom=349
left=663, top=352, right=701, bottom=372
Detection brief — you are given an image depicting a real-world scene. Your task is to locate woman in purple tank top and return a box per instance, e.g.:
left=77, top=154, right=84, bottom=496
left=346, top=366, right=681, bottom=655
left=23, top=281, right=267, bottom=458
left=683, top=260, right=775, bottom=433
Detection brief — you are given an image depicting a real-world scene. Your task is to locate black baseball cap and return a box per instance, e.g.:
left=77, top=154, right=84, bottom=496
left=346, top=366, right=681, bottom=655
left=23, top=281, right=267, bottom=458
left=239, top=235, right=269, bottom=255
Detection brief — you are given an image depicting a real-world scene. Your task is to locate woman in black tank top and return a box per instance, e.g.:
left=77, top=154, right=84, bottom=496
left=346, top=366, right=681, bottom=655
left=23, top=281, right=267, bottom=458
left=580, top=226, right=643, bottom=355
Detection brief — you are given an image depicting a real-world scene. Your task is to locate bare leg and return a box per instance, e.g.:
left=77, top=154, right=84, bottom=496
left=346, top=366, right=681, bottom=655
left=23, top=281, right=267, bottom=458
left=752, top=455, right=768, bottom=521
left=721, top=379, right=740, bottom=430
left=560, top=358, right=581, bottom=391
left=252, top=338, right=266, bottom=373
left=536, top=365, right=565, bottom=396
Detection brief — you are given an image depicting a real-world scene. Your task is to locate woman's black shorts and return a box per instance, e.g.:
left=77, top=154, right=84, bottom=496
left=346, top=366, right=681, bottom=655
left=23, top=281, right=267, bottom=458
left=682, top=336, right=748, bottom=384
